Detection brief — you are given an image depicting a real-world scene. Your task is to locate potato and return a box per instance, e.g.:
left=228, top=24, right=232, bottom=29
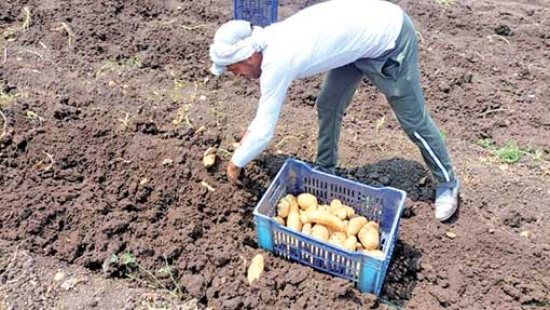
left=331, top=232, right=346, bottom=241
left=328, top=233, right=345, bottom=248
left=344, top=235, right=358, bottom=251
left=356, top=243, right=364, bottom=251
left=202, top=148, right=217, bottom=168
left=358, top=222, right=379, bottom=251
left=277, top=198, right=291, bottom=218
left=311, top=224, right=330, bottom=242
left=306, top=210, right=345, bottom=232
left=273, top=216, right=285, bottom=226
left=330, top=199, right=347, bottom=220
left=300, top=212, right=311, bottom=224
left=365, top=249, right=384, bottom=258
left=305, top=204, right=317, bottom=213
left=247, top=254, right=264, bottom=285
left=346, top=216, right=368, bottom=237
left=330, top=199, right=343, bottom=209
left=302, top=223, right=312, bottom=235
left=285, top=194, right=299, bottom=213
left=366, top=221, right=379, bottom=231
left=286, top=212, right=302, bottom=231
left=318, top=204, right=330, bottom=213
left=344, top=205, right=355, bottom=218
left=297, top=193, right=318, bottom=210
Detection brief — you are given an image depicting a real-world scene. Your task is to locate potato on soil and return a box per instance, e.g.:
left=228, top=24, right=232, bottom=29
left=202, top=148, right=217, bottom=168
left=247, top=254, right=264, bottom=285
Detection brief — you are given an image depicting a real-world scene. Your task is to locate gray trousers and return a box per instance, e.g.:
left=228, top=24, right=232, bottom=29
left=315, top=13, right=456, bottom=184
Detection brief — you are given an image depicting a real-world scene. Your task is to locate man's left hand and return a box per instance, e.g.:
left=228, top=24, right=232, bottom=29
left=227, top=161, right=243, bottom=186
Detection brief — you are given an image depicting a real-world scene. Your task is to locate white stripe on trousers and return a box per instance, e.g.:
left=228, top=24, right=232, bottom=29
left=413, top=131, right=451, bottom=182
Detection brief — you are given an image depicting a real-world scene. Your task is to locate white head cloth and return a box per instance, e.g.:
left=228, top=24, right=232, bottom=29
left=209, top=20, right=266, bottom=76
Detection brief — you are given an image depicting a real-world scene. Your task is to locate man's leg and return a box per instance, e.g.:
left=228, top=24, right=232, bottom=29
left=315, top=64, right=363, bottom=173
left=356, top=14, right=459, bottom=221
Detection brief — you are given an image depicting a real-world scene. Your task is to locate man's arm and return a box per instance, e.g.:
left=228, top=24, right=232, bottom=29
left=231, top=66, right=293, bottom=168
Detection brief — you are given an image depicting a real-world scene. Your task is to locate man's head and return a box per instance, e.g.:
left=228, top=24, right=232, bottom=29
left=209, top=20, right=266, bottom=79
left=226, top=52, right=262, bottom=79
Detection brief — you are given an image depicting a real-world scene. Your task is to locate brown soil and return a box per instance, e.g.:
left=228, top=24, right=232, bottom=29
left=1, top=0, right=549, bottom=309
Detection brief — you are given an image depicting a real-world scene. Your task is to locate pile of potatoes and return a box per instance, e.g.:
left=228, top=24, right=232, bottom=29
left=273, top=193, right=384, bottom=258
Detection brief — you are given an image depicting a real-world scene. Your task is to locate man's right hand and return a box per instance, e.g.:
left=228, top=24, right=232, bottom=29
left=227, top=161, right=243, bottom=186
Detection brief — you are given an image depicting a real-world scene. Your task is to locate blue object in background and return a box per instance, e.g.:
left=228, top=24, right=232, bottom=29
left=233, top=0, right=278, bottom=27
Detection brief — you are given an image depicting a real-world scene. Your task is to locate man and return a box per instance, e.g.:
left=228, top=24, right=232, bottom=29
left=209, top=0, right=460, bottom=221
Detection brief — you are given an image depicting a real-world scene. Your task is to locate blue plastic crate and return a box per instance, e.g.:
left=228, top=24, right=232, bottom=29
left=233, top=0, right=278, bottom=28
left=253, top=159, right=407, bottom=295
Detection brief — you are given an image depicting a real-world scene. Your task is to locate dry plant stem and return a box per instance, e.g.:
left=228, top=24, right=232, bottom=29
left=56, top=22, right=75, bottom=48
left=163, top=255, right=183, bottom=297
left=118, top=113, right=130, bottom=129
left=201, top=181, right=215, bottom=191
left=21, top=7, right=31, bottom=30
left=2, top=47, right=7, bottom=64
left=494, top=35, right=511, bottom=48
left=137, top=264, right=168, bottom=292
left=42, top=150, right=55, bottom=171
left=0, top=110, right=7, bottom=138
left=0, top=246, right=19, bottom=274
left=480, top=108, right=506, bottom=117
left=18, top=49, right=43, bottom=59
left=179, top=24, right=207, bottom=30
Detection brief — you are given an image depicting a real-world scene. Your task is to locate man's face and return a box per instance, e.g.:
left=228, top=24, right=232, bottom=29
left=227, top=53, right=262, bottom=79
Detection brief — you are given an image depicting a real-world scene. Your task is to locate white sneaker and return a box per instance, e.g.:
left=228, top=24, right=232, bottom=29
left=435, top=179, right=460, bottom=222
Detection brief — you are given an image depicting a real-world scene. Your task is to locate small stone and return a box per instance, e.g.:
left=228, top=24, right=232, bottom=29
left=379, top=176, right=390, bottom=185
left=53, top=272, right=65, bottom=283
left=87, top=300, right=98, bottom=308
left=446, top=231, right=457, bottom=239
left=520, top=230, right=531, bottom=238
left=499, top=164, right=509, bottom=171
left=162, top=158, right=174, bottom=167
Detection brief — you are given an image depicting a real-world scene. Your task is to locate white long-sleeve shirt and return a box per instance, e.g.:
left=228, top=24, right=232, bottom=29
left=232, top=0, right=404, bottom=167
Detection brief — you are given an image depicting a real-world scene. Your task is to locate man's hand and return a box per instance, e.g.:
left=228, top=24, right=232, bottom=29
left=227, top=161, right=243, bottom=186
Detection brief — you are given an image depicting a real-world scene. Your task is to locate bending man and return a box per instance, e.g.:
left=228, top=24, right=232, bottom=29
left=209, top=0, right=460, bottom=221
